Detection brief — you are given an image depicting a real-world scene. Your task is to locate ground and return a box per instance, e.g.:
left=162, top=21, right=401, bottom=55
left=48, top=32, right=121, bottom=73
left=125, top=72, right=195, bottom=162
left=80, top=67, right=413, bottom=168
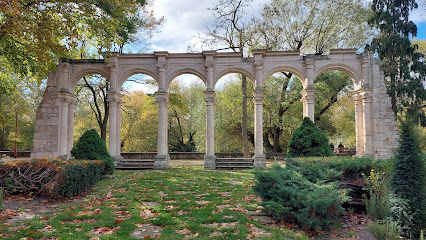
left=0, top=160, right=376, bottom=240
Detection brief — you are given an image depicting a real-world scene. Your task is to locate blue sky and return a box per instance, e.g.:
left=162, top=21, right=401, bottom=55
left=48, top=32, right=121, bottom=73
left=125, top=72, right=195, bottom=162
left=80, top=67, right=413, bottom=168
left=145, top=0, right=426, bottom=53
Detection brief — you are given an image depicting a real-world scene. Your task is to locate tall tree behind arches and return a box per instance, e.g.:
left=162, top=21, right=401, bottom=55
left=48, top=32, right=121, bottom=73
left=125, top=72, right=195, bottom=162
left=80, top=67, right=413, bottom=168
left=203, top=0, right=254, bottom=157
left=251, top=0, right=372, bottom=153
left=368, top=0, right=426, bottom=126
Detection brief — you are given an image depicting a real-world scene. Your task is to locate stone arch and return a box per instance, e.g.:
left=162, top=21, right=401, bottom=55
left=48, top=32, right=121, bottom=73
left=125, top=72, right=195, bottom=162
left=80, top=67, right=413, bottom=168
left=166, top=68, right=206, bottom=87
left=263, top=66, right=307, bottom=87
left=313, top=64, right=361, bottom=87
left=69, top=68, right=110, bottom=90
left=215, top=67, right=255, bottom=87
left=118, top=68, right=158, bottom=89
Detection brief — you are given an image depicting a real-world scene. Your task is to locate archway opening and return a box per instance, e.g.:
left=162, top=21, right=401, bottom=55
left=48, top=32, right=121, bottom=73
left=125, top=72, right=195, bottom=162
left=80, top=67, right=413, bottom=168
left=168, top=74, right=205, bottom=152
left=262, top=71, right=304, bottom=154
left=120, top=74, right=159, bottom=152
left=313, top=70, right=355, bottom=153
left=74, top=74, right=109, bottom=143
left=214, top=73, right=254, bottom=155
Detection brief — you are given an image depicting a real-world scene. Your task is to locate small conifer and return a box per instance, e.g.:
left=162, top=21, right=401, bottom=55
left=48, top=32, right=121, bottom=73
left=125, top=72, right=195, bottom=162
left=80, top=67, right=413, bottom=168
left=390, top=120, right=425, bottom=238
left=71, top=129, right=114, bottom=174
left=287, top=117, right=334, bottom=158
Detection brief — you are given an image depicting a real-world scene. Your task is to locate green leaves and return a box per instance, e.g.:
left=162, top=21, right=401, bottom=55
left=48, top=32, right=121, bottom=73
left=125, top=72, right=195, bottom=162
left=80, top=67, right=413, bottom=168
left=368, top=0, right=426, bottom=125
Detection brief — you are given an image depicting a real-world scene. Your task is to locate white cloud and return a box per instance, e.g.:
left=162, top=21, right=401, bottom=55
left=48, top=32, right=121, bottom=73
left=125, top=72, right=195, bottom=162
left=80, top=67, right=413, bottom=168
left=147, top=0, right=426, bottom=53
left=411, top=0, right=426, bottom=23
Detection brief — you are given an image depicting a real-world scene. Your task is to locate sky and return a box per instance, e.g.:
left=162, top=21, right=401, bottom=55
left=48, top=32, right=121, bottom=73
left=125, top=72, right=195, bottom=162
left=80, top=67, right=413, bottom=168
left=146, top=0, right=426, bottom=53
left=124, top=0, right=426, bottom=92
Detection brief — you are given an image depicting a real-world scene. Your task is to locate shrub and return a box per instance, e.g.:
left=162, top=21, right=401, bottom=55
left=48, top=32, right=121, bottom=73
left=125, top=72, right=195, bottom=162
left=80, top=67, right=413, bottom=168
left=0, top=189, right=3, bottom=210
left=390, top=121, right=426, bottom=238
left=367, top=221, right=400, bottom=240
left=71, top=129, right=114, bottom=174
left=285, top=156, right=381, bottom=182
left=363, top=169, right=390, bottom=221
left=287, top=117, right=334, bottom=158
left=0, top=159, right=104, bottom=199
left=253, top=165, right=349, bottom=230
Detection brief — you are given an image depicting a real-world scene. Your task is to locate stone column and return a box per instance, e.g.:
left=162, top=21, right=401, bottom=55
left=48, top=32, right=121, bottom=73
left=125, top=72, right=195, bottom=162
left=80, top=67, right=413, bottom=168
left=116, top=100, right=123, bottom=159
left=107, top=91, right=123, bottom=162
left=204, top=91, right=216, bottom=169
left=360, top=89, right=373, bottom=157
left=108, top=55, right=119, bottom=92
left=253, top=90, right=266, bottom=169
left=154, top=92, right=170, bottom=169
left=108, top=101, right=117, bottom=157
left=67, top=96, right=76, bottom=153
left=57, top=92, right=73, bottom=158
left=353, top=92, right=364, bottom=156
left=301, top=88, right=316, bottom=122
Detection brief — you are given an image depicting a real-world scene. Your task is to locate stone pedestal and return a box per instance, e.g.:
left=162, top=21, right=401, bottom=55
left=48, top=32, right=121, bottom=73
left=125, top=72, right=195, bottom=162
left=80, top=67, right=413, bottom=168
left=253, top=155, right=266, bottom=169
left=204, top=155, right=216, bottom=169
left=154, top=155, right=170, bottom=169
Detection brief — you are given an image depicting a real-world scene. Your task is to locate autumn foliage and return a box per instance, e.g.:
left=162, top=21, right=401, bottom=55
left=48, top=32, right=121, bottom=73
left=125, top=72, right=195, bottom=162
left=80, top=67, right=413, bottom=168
left=0, top=158, right=104, bottom=198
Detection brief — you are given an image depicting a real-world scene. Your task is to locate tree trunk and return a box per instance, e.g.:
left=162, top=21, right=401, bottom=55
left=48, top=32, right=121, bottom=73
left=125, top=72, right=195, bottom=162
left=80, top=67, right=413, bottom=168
left=272, top=126, right=282, bottom=152
left=241, top=75, right=250, bottom=158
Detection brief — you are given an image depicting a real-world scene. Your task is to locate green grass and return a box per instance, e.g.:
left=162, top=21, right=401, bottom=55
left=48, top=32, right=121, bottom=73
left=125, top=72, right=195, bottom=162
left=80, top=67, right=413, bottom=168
left=0, top=166, right=308, bottom=239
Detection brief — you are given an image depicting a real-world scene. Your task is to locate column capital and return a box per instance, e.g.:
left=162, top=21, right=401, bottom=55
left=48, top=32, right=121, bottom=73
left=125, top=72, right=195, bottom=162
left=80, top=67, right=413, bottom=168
left=58, top=92, right=76, bottom=104
left=300, top=87, right=315, bottom=97
left=253, top=89, right=264, bottom=103
left=156, top=62, right=167, bottom=69
left=204, top=91, right=215, bottom=103
left=106, top=91, right=124, bottom=103
left=156, top=92, right=169, bottom=104
left=205, top=62, right=214, bottom=69
left=353, top=89, right=373, bottom=102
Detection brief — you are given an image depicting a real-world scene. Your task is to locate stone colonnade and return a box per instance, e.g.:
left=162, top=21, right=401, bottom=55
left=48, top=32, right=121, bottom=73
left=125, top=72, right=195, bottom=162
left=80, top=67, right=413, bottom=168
left=30, top=50, right=399, bottom=167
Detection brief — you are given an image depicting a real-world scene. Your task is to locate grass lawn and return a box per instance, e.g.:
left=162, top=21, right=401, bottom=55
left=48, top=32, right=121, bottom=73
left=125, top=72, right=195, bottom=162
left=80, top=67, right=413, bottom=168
left=0, top=166, right=308, bottom=239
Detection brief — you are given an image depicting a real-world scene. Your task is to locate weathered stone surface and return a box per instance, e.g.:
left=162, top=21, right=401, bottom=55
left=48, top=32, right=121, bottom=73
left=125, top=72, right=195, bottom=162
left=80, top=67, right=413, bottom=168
left=30, top=50, right=399, bottom=161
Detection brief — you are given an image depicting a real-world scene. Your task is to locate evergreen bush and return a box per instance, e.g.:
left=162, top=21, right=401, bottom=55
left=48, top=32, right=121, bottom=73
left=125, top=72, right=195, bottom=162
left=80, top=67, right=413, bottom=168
left=390, top=120, right=425, bottom=238
left=253, top=165, right=349, bottom=230
left=70, top=129, right=114, bottom=174
left=287, top=117, right=334, bottom=158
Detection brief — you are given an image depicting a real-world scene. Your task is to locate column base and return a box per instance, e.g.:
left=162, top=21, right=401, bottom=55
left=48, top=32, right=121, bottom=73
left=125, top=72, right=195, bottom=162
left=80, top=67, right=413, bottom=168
left=253, top=154, right=266, bottom=169
left=112, top=155, right=124, bottom=167
left=154, top=154, right=170, bottom=170
left=204, top=155, right=216, bottom=169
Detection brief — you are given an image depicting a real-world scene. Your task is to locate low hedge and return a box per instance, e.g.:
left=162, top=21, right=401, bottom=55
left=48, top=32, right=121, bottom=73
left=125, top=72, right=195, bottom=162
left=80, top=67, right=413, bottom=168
left=285, top=156, right=384, bottom=182
left=0, top=158, right=105, bottom=198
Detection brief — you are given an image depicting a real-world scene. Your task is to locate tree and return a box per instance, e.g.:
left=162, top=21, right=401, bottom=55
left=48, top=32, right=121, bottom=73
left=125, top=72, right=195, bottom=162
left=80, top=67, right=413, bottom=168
left=287, top=117, right=334, bottom=158
left=390, top=120, right=425, bottom=238
left=0, top=0, right=160, bottom=85
left=204, top=0, right=254, bottom=157
left=254, top=0, right=372, bottom=54
left=71, top=129, right=114, bottom=175
left=75, top=75, right=109, bottom=141
left=252, top=0, right=371, bottom=152
left=0, top=81, right=44, bottom=150
left=368, top=0, right=426, bottom=126
left=214, top=78, right=254, bottom=152
left=121, top=91, right=158, bottom=152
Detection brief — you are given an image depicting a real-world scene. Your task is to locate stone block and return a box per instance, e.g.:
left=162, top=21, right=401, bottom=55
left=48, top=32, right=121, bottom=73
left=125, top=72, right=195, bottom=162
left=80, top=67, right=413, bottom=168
left=204, top=155, right=216, bottom=169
